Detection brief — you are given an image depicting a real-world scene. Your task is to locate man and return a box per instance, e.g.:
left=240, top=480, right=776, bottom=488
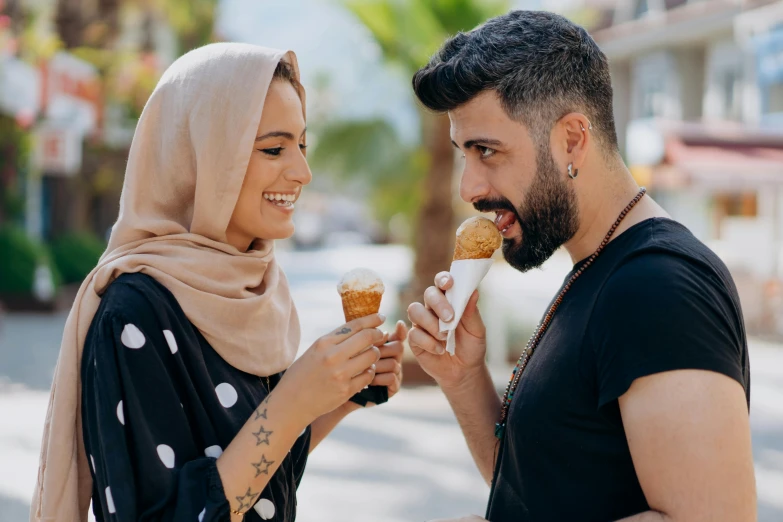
left=407, top=11, right=755, bottom=522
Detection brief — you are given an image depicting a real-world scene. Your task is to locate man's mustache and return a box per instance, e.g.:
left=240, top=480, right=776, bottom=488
left=473, top=198, right=520, bottom=219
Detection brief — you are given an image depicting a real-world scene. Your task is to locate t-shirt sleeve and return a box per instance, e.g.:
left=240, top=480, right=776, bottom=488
left=81, top=307, right=230, bottom=521
left=588, top=253, right=746, bottom=408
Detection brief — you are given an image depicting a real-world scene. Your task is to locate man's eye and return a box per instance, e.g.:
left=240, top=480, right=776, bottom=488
left=477, top=146, right=495, bottom=158
left=259, top=147, right=283, bottom=156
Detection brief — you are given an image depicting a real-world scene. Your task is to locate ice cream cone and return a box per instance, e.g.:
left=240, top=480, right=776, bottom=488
left=440, top=217, right=502, bottom=355
left=453, top=216, right=502, bottom=260
left=337, top=268, right=385, bottom=321
left=340, top=290, right=383, bottom=322
left=337, top=268, right=389, bottom=407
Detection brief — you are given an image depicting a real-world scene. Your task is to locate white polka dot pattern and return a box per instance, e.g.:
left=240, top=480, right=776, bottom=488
left=156, top=444, right=175, bottom=468
left=105, top=486, right=116, bottom=514
left=163, top=330, right=178, bottom=354
left=254, top=498, right=275, bottom=520
left=120, top=324, right=145, bottom=349
left=204, top=445, right=223, bottom=458
left=215, top=383, right=238, bottom=408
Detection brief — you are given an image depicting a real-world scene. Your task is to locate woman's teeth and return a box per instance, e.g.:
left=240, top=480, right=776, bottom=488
left=263, top=193, right=296, bottom=207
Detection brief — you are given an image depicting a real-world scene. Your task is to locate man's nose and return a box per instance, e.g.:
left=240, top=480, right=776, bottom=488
left=459, top=163, right=490, bottom=204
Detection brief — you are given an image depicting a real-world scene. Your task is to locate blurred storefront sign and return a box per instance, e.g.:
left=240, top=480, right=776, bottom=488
left=32, top=123, right=83, bottom=176
left=627, top=119, right=783, bottom=190
left=41, top=51, right=100, bottom=136
left=21, top=52, right=101, bottom=239
left=0, top=57, right=40, bottom=123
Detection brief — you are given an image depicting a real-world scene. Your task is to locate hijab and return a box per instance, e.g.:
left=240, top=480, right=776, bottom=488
left=31, top=43, right=303, bottom=521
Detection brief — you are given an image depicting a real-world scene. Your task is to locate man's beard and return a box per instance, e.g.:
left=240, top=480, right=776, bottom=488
left=475, top=147, right=580, bottom=272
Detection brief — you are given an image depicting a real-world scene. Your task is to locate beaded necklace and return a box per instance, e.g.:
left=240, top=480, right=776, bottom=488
left=495, top=188, right=647, bottom=440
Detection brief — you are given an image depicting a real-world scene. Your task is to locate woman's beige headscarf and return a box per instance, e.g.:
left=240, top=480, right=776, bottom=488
left=31, top=43, right=304, bottom=522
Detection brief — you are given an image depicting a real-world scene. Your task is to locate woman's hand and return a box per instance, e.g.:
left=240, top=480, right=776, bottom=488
left=368, top=320, right=407, bottom=404
left=278, top=314, right=385, bottom=424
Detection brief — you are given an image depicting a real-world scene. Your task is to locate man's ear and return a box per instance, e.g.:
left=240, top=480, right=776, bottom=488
left=557, top=112, right=592, bottom=176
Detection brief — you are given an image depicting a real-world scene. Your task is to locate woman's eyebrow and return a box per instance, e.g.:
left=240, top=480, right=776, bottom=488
left=256, top=131, right=294, bottom=141
left=255, top=127, right=307, bottom=141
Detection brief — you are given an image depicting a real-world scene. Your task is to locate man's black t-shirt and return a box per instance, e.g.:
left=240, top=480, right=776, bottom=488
left=486, top=218, right=750, bottom=522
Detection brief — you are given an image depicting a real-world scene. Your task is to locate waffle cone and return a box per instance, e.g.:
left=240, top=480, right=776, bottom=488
left=453, top=242, right=494, bottom=260
left=341, top=290, right=383, bottom=322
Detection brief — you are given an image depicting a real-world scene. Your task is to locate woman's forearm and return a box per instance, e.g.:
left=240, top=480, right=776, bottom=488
left=309, top=401, right=362, bottom=452
left=216, top=379, right=311, bottom=521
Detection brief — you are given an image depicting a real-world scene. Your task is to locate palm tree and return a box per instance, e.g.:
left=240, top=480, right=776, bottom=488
left=332, top=0, right=508, bottom=303
left=157, top=0, right=219, bottom=53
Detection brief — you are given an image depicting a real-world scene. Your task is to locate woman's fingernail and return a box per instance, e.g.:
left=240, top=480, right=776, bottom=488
left=438, top=331, right=448, bottom=341
left=437, top=275, right=449, bottom=287
left=437, top=346, right=445, bottom=355
left=371, top=364, right=376, bottom=371
left=378, top=313, right=386, bottom=322
left=442, top=310, right=453, bottom=322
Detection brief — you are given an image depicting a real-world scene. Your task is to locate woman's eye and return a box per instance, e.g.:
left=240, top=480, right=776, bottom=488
left=477, top=146, right=495, bottom=158
left=299, top=144, right=307, bottom=151
left=260, top=147, right=283, bottom=156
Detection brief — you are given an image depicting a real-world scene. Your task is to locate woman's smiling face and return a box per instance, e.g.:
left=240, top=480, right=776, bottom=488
left=226, top=77, right=311, bottom=251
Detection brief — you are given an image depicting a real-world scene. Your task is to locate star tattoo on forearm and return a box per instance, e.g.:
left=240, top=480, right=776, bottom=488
left=254, top=407, right=268, bottom=421
left=235, top=487, right=260, bottom=511
left=251, top=455, right=275, bottom=477
left=254, top=396, right=269, bottom=421
left=252, top=425, right=273, bottom=446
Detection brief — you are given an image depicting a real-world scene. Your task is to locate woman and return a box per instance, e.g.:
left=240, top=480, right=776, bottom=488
left=31, top=43, right=406, bottom=522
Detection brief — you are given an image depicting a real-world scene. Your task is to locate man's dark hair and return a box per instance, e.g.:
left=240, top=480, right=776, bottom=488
left=412, top=11, right=617, bottom=152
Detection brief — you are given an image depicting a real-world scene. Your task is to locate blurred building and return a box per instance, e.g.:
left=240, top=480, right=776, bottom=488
left=582, top=0, right=783, bottom=334
left=0, top=0, right=178, bottom=241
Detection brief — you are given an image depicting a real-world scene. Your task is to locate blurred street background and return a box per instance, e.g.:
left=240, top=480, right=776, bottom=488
left=2, top=0, right=783, bottom=520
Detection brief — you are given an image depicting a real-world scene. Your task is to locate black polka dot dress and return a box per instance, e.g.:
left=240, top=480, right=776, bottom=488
left=81, top=273, right=310, bottom=521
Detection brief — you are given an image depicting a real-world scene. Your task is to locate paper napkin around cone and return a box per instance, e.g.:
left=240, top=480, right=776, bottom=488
left=439, top=258, right=494, bottom=355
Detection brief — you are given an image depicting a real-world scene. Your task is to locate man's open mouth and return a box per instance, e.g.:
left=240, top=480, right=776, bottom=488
left=494, top=210, right=518, bottom=234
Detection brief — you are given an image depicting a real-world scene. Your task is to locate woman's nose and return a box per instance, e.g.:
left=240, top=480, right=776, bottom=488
left=286, top=149, right=313, bottom=186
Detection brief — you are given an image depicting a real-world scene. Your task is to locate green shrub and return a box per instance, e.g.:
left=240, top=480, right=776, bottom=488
left=0, top=225, right=60, bottom=296
left=50, top=232, right=106, bottom=285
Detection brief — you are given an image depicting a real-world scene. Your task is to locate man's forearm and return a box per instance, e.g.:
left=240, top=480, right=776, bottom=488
left=440, top=365, right=501, bottom=484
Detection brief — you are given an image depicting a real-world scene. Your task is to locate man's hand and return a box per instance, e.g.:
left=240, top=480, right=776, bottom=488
left=408, top=272, right=500, bottom=483
left=407, top=272, right=487, bottom=388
